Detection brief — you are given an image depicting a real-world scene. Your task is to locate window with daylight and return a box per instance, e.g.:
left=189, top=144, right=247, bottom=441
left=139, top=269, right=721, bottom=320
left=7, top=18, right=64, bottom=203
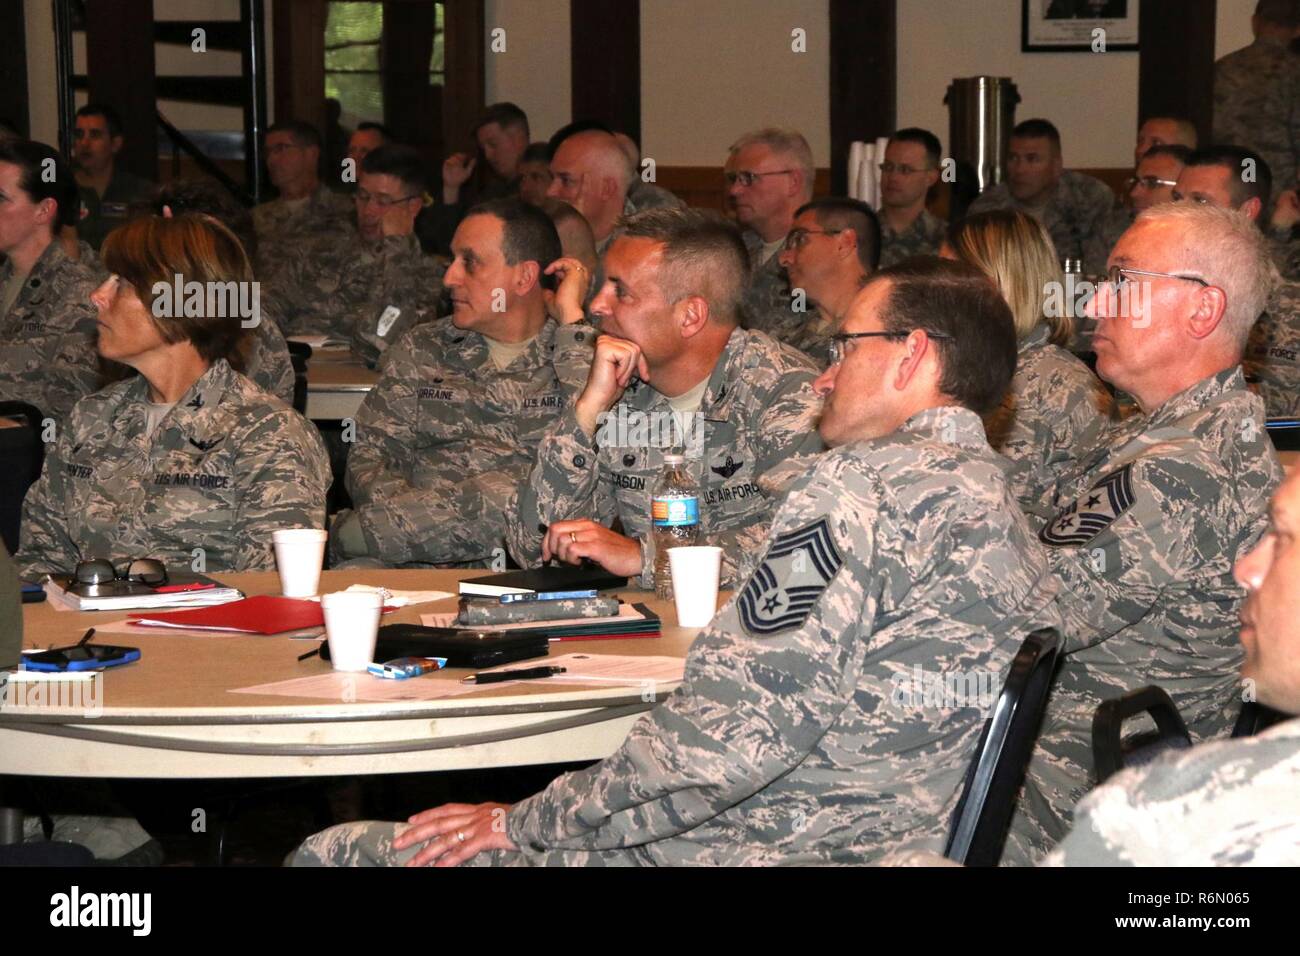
left=324, top=1, right=445, bottom=125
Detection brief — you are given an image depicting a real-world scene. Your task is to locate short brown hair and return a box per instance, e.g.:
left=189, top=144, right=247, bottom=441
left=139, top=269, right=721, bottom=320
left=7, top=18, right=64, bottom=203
left=871, top=256, right=1017, bottom=415
left=616, top=207, right=751, bottom=324
left=101, top=215, right=253, bottom=364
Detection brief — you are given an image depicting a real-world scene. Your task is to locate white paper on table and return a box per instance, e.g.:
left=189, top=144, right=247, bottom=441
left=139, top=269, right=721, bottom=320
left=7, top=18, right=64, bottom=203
left=421, top=604, right=647, bottom=632
left=331, top=584, right=453, bottom=607
left=286, top=334, right=349, bottom=350
left=228, top=671, right=487, bottom=701
left=481, top=652, right=685, bottom=685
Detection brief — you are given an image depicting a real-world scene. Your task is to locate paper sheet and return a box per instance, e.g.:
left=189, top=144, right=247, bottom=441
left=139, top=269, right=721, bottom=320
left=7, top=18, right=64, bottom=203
left=228, top=671, right=488, bottom=701
left=334, top=584, right=453, bottom=607
left=91, top=617, right=326, bottom=639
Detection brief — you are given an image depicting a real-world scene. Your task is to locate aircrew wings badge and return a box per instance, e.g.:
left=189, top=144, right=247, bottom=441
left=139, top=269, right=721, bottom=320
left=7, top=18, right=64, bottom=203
left=738, top=517, right=843, bottom=637
left=1040, top=463, right=1136, bottom=547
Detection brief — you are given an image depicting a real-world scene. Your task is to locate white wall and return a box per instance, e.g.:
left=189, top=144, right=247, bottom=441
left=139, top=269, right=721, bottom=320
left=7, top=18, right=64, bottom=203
left=641, top=0, right=830, bottom=167
left=483, top=0, right=572, bottom=145
left=897, top=0, right=1138, bottom=169
left=1216, top=0, right=1258, bottom=59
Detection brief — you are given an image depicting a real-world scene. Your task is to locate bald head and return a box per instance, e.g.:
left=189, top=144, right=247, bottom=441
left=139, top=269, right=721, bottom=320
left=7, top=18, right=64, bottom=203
left=1135, top=117, right=1198, bottom=165
left=546, top=130, right=634, bottom=243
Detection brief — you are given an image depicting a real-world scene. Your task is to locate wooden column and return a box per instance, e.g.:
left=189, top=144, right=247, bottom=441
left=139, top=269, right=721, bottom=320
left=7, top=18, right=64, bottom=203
left=1138, top=0, right=1217, bottom=146
left=829, top=0, right=896, bottom=197
left=569, top=0, right=640, bottom=140
left=84, top=0, right=158, bottom=180
left=271, top=0, right=327, bottom=134
left=0, top=1, right=29, bottom=137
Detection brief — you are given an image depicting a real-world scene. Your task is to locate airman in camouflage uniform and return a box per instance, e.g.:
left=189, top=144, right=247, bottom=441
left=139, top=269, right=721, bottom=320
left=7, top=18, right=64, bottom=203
left=1245, top=279, right=1300, bottom=416
left=253, top=182, right=353, bottom=286
left=985, top=323, right=1113, bottom=511
left=269, top=228, right=444, bottom=350
left=967, top=170, right=1118, bottom=274
left=739, top=229, right=796, bottom=341
left=879, top=208, right=947, bottom=268
left=506, top=324, right=824, bottom=590
left=291, top=258, right=1065, bottom=868
left=16, top=358, right=330, bottom=578
left=293, top=406, right=1063, bottom=867
left=1213, top=23, right=1300, bottom=201
left=0, top=241, right=103, bottom=423
left=340, top=317, right=592, bottom=566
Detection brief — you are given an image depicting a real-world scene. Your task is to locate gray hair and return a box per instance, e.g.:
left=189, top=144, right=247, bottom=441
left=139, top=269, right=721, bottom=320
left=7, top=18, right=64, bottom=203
left=729, top=127, right=814, bottom=201
left=1134, top=202, right=1280, bottom=352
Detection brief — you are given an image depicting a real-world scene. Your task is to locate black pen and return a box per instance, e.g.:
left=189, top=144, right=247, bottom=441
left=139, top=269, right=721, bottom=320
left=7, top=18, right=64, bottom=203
left=297, top=647, right=320, bottom=661
left=77, top=628, right=95, bottom=647
left=461, top=666, right=567, bottom=685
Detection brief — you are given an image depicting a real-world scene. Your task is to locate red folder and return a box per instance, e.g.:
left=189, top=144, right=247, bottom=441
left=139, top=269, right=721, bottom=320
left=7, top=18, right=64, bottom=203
left=129, top=595, right=395, bottom=635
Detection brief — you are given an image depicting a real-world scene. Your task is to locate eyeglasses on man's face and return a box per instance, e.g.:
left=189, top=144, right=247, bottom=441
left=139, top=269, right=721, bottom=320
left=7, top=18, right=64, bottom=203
left=827, top=329, right=953, bottom=367
left=724, top=168, right=796, bottom=188
left=1126, top=175, right=1178, bottom=192
left=1104, top=265, right=1210, bottom=292
left=783, top=227, right=843, bottom=251
left=354, top=189, right=419, bottom=209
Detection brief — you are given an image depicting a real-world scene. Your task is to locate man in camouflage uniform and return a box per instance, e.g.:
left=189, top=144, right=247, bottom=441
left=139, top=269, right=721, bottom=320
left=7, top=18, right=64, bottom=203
left=1005, top=204, right=1284, bottom=864
left=252, top=120, right=353, bottom=289
left=547, top=130, right=648, bottom=257
left=725, top=128, right=815, bottom=345
left=878, top=129, right=948, bottom=268
left=290, top=257, right=1063, bottom=868
left=266, top=146, right=444, bottom=352
left=966, top=118, right=1119, bottom=274
left=1166, top=146, right=1300, bottom=417
left=331, top=199, right=592, bottom=568
left=1213, top=0, right=1300, bottom=202
left=0, top=140, right=102, bottom=423
left=772, top=198, right=880, bottom=364
left=504, top=208, right=824, bottom=591
left=1086, top=144, right=1193, bottom=274
left=16, top=356, right=330, bottom=578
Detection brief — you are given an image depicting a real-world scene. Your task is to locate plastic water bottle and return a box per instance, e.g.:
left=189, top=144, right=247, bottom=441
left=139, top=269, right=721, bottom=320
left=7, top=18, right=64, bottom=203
left=651, top=454, right=699, bottom=600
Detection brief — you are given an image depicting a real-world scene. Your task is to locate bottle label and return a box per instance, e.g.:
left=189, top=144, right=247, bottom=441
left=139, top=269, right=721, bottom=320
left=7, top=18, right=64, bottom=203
left=652, top=495, right=699, bottom=526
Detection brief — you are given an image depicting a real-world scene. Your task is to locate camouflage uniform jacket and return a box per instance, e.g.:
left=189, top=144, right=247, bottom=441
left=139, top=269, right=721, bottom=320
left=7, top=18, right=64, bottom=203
left=16, top=358, right=330, bottom=578
left=253, top=184, right=354, bottom=287
left=1214, top=34, right=1299, bottom=201
left=499, top=406, right=1062, bottom=865
left=1005, top=367, right=1281, bottom=864
left=270, top=230, right=442, bottom=347
left=627, top=181, right=685, bottom=213
left=75, top=168, right=154, bottom=251
left=234, top=303, right=296, bottom=407
left=966, top=170, right=1120, bottom=274
left=0, top=241, right=103, bottom=423
left=506, top=326, right=825, bottom=589
left=346, top=317, right=593, bottom=567
left=1045, top=717, right=1300, bottom=866
left=1244, top=279, right=1300, bottom=417
left=878, top=207, right=947, bottom=268
left=985, top=323, right=1112, bottom=512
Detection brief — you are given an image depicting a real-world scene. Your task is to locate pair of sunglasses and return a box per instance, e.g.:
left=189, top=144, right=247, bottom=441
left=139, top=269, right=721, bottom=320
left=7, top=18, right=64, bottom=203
left=73, top=558, right=169, bottom=588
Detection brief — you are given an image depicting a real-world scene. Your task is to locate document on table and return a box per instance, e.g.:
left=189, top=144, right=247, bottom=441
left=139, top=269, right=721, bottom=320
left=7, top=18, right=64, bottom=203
left=482, top=653, right=685, bottom=685
left=421, top=604, right=645, bottom=631
left=229, top=672, right=488, bottom=702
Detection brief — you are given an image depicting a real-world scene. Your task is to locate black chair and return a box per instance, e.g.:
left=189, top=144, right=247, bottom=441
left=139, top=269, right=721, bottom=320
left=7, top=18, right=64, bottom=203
left=944, top=627, right=1062, bottom=866
left=1266, top=418, right=1300, bottom=452
left=1091, top=685, right=1192, bottom=785
left=0, top=401, right=49, bottom=555
left=1231, top=701, right=1290, bottom=738
left=286, top=342, right=311, bottom=417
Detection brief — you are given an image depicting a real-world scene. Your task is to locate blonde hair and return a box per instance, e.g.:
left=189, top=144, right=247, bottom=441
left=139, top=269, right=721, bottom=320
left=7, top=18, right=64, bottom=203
left=948, top=209, right=1069, bottom=345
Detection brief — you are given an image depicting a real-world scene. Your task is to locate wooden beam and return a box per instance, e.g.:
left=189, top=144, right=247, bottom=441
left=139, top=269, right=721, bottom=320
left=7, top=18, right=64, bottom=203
left=84, top=0, right=158, bottom=180
left=271, top=0, right=327, bottom=133
left=569, top=0, right=640, bottom=140
left=0, top=1, right=29, bottom=137
left=442, top=0, right=486, bottom=156
left=1138, top=0, right=1216, bottom=147
left=829, top=0, right=896, bottom=197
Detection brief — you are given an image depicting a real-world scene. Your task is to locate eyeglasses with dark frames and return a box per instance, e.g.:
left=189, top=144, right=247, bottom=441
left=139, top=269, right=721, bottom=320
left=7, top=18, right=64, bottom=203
left=828, top=330, right=953, bottom=366
left=724, top=168, right=797, bottom=188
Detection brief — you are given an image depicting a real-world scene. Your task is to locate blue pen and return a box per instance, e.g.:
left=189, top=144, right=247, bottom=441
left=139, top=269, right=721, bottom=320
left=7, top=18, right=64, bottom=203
left=500, top=589, right=599, bottom=604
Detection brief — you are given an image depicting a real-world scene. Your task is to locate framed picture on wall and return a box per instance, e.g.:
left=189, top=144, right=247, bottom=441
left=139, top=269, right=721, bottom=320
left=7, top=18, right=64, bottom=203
left=1023, top=0, right=1139, bottom=52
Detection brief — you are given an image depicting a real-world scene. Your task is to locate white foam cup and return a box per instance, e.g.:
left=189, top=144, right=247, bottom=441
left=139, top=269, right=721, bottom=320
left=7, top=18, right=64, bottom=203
left=320, top=590, right=383, bottom=672
left=667, top=546, right=724, bottom=627
left=272, top=528, right=327, bottom=597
